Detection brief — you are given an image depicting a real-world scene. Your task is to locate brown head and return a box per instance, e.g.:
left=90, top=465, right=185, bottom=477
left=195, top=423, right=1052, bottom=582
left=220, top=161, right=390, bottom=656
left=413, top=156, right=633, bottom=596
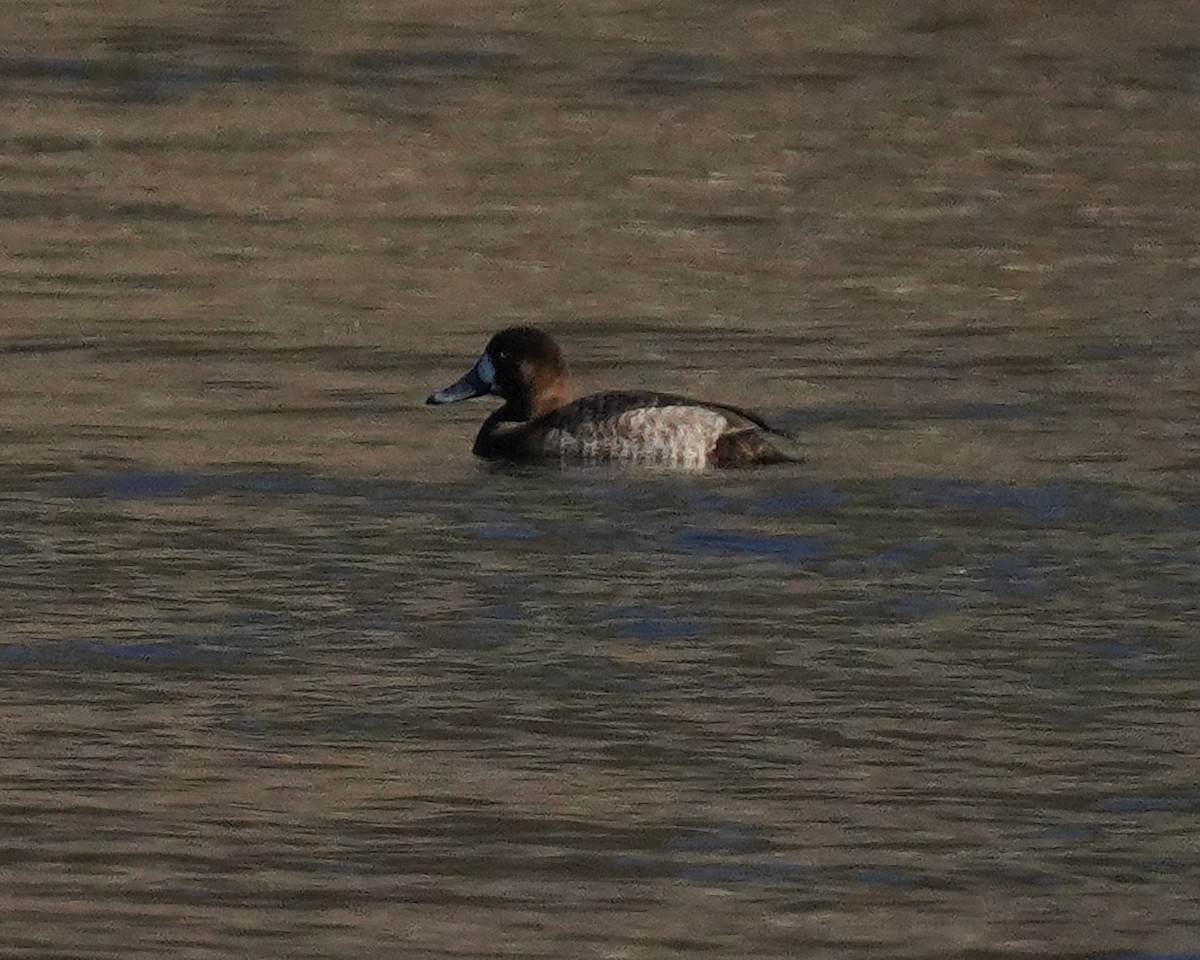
left=426, top=327, right=574, bottom=419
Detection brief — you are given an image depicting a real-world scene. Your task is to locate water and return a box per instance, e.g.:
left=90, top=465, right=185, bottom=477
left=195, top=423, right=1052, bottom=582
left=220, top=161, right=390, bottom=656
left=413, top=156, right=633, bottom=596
left=3, top=3, right=1200, bottom=957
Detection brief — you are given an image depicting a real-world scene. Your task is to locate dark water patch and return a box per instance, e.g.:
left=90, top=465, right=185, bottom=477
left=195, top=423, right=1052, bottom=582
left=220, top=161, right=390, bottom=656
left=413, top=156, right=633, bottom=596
left=448, top=603, right=524, bottom=650
left=825, top=537, right=939, bottom=581
left=669, top=487, right=732, bottom=513
left=355, top=211, right=522, bottom=227
left=226, top=609, right=291, bottom=629
left=88, top=339, right=379, bottom=365
left=749, top=485, right=850, bottom=515
left=342, top=98, right=435, bottom=125
left=1, top=190, right=292, bottom=226
left=1165, top=504, right=1200, bottom=529
left=1080, top=641, right=1164, bottom=673
left=107, top=131, right=322, bottom=154
left=1076, top=338, right=1161, bottom=362
left=0, top=637, right=217, bottom=668
left=531, top=655, right=665, bottom=699
left=294, top=706, right=503, bottom=746
left=1005, top=49, right=1063, bottom=64
left=987, top=553, right=1052, bottom=597
left=1093, top=791, right=1199, bottom=814
left=1, top=17, right=300, bottom=101
left=821, top=51, right=940, bottom=73
left=910, top=323, right=1020, bottom=340
left=469, top=512, right=542, bottom=541
left=226, top=473, right=339, bottom=497
left=1145, top=547, right=1197, bottom=572
left=570, top=482, right=642, bottom=510
left=665, top=820, right=772, bottom=855
left=1119, top=68, right=1200, bottom=94
left=905, top=7, right=990, bottom=33
left=1156, top=456, right=1200, bottom=475
left=4, top=289, right=139, bottom=303
left=951, top=353, right=1064, bottom=375
left=0, top=56, right=95, bottom=81
left=203, top=378, right=275, bottom=391
left=1115, top=954, right=1200, bottom=960
left=229, top=402, right=410, bottom=418
left=676, top=529, right=832, bottom=565
left=0, top=536, right=36, bottom=557
left=607, top=851, right=808, bottom=887
left=812, top=358, right=958, bottom=383
left=1044, top=823, right=1098, bottom=844
left=619, top=53, right=729, bottom=94
left=104, top=17, right=299, bottom=56
left=0, top=335, right=95, bottom=356
left=214, top=714, right=273, bottom=736
left=328, top=346, right=464, bottom=374
left=11, top=241, right=100, bottom=261
left=784, top=403, right=897, bottom=428
left=675, top=861, right=809, bottom=886
left=116, top=200, right=223, bottom=222
left=126, top=64, right=287, bottom=103
left=58, top=469, right=344, bottom=500
left=672, top=212, right=780, bottom=227
left=854, top=866, right=923, bottom=888
left=346, top=606, right=407, bottom=635
left=937, top=401, right=1034, bottom=421
left=6, top=270, right=214, bottom=292
left=343, top=48, right=520, bottom=84
left=1153, top=44, right=1200, bottom=65
left=607, top=605, right=704, bottom=643
left=987, top=864, right=1066, bottom=888
left=894, top=477, right=1078, bottom=525
left=887, top=592, right=946, bottom=618
left=317, top=709, right=440, bottom=738
left=1137, top=855, right=1192, bottom=878
left=866, top=537, right=939, bottom=570
left=0, top=190, right=216, bottom=223
left=757, top=68, right=856, bottom=91
left=321, top=388, right=393, bottom=404
left=64, top=470, right=201, bottom=499
left=7, top=134, right=98, bottom=154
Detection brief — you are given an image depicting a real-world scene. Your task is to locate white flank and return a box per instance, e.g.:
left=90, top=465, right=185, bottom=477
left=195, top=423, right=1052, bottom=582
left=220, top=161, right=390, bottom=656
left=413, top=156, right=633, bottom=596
left=544, top=406, right=729, bottom=470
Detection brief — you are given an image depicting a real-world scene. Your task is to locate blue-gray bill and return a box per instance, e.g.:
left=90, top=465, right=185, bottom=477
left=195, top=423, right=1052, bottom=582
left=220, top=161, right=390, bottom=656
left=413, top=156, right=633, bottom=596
left=426, top=354, right=496, bottom=405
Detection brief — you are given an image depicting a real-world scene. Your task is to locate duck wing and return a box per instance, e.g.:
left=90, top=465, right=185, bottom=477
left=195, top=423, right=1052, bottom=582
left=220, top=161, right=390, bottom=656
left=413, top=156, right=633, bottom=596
left=531, top=391, right=800, bottom=467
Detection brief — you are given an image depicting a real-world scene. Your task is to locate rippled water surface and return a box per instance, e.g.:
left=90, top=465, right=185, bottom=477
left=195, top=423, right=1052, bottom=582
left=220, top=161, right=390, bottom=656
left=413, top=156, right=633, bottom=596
left=3, top=2, right=1199, bottom=957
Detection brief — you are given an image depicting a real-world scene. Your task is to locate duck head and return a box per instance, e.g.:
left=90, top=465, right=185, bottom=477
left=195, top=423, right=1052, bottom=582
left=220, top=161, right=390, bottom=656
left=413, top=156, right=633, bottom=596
left=426, top=327, right=572, bottom=418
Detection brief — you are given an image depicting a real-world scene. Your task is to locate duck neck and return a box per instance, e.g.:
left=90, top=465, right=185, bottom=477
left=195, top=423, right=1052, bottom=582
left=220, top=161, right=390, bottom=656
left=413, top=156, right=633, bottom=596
left=504, top=374, right=572, bottom=421
left=530, top=375, right=573, bottom=418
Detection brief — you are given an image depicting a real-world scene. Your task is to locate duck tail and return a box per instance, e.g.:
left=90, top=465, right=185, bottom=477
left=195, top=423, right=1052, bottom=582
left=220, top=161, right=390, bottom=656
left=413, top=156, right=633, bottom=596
left=713, top=425, right=803, bottom=467
left=703, top=402, right=803, bottom=465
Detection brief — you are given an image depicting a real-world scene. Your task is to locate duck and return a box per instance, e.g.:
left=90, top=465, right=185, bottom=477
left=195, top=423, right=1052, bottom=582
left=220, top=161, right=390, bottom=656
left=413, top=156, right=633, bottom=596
left=426, top=327, right=800, bottom=469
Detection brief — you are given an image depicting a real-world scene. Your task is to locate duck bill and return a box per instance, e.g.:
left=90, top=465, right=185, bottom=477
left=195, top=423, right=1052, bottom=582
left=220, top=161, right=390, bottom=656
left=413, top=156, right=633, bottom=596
left=426, top=354, right=496, bottom=405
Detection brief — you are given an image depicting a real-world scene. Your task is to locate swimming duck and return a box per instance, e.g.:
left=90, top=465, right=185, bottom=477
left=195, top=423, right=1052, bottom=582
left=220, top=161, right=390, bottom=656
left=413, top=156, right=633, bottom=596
left=426, top=327, right=800, bottom=469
